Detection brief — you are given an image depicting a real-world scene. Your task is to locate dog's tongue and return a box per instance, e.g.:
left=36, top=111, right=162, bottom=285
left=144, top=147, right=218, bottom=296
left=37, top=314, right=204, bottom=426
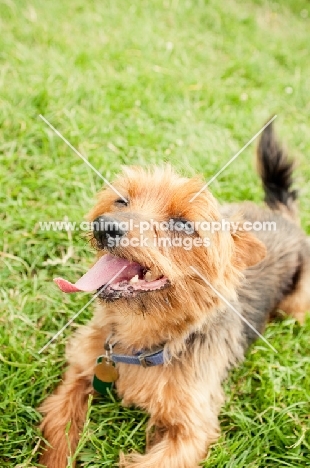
left=54, top=254, right=135, bottom=293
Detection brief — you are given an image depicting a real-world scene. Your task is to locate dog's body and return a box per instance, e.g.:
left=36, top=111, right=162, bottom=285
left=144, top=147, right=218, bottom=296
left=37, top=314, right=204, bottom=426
left=39, top=124, right=309, bottom=468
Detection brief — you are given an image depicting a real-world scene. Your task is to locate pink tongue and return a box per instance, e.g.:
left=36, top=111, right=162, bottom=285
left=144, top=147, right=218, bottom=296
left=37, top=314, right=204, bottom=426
left=54, top=254, right=136, bottom=293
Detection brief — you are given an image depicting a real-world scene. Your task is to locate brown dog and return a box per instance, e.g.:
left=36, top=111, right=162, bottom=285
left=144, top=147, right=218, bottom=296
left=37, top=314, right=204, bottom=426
left=39, top=123, right=309, bottom=468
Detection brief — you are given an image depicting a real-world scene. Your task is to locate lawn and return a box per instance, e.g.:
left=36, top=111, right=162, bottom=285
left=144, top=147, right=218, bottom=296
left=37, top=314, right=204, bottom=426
left=0, top=0, right=310, bottom=466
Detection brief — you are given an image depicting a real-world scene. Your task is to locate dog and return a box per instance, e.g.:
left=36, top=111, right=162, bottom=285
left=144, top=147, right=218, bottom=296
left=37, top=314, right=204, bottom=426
left=39, top=122, right=309, bottom=468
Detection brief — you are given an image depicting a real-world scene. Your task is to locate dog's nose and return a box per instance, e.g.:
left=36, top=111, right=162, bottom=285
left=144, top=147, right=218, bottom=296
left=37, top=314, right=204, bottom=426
left=93, top=215, right=126, bottom=247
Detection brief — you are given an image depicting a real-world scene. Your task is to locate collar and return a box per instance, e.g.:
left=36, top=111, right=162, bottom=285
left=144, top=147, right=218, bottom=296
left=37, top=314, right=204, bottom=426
left=104, top=334, right=165, bottom=367
left=110, top=348, right=165, bottom=367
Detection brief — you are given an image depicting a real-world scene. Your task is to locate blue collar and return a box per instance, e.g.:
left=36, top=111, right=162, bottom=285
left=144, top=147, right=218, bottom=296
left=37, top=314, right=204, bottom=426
left=92, top=339, right=165, bottom=395
left=104, top=335, right=165, bottom=367
left=110, top=348, right=165, bottom=367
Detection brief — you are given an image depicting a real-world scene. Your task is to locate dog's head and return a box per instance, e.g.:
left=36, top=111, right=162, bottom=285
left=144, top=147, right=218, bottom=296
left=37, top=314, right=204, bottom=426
left=55, top=166, right=266, bottom=343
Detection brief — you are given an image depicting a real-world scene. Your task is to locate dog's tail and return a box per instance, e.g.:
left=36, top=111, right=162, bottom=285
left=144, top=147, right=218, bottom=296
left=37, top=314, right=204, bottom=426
left=257, top=121, right=298, bottom=220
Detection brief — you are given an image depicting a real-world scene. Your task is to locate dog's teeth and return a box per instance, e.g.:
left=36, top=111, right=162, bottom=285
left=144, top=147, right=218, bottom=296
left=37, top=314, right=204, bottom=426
left=144, top=271, right=160, bottom=282
left=144, top=271, right=152, bottom=282
left=130, top=275, right=139, bottom=284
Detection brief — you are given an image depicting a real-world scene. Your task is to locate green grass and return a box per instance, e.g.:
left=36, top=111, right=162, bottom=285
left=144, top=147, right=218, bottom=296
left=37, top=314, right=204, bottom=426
left=1, top=0, right=310, bottom=466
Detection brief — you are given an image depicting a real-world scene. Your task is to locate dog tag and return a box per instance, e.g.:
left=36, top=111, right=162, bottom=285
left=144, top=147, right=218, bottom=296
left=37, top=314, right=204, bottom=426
left=93, top=356, right=119, bottom=395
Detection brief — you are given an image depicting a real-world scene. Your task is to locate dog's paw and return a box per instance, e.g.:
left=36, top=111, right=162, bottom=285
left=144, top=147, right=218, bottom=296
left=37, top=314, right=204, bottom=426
left=119, top=451, right=156, bottom=468
left=119, top=450, right=200, bottom=468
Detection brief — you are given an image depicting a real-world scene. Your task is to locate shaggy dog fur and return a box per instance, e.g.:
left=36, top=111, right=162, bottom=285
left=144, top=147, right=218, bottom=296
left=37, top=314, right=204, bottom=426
left=39, top=123, right=309, bottom=468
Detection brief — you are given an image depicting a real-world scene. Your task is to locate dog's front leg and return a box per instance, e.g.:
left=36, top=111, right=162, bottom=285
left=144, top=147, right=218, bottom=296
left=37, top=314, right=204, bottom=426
left=39, top=364, right=91, bottom=468
left=39, top=324, right=109, bottom=467
left=120, top=378, right=223, bottom=468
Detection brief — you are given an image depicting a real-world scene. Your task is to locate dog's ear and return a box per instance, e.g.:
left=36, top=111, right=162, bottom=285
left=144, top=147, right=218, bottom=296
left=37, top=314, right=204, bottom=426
left=232, top=230, right=266, bottom=270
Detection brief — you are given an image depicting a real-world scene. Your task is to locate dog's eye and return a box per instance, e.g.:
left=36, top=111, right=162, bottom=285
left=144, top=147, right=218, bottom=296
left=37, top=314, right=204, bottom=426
left=114, top=198, right=129, bottom=207
left=170, top=218, right=194, bottom=235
